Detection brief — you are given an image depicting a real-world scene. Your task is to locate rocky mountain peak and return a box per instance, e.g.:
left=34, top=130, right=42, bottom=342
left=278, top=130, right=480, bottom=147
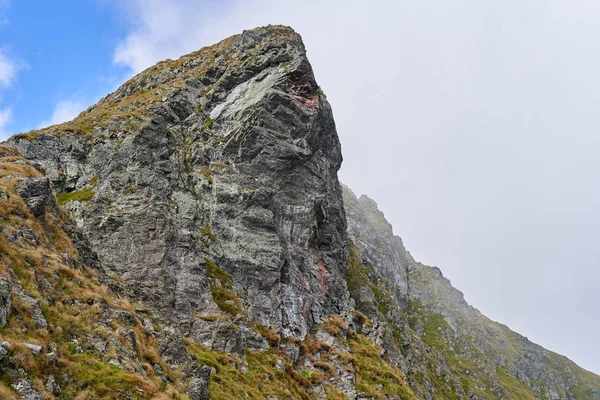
left=97, top=25, right=308, bottom=117
left=357, top=194, right=378, bottom=209
left=8, top=24, right=347, bottom=343
left=0, top=25, right=598, bottom=400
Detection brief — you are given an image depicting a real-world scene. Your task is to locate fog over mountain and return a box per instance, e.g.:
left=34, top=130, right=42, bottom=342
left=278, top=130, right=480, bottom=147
left=3, top=24, right=599, bottom=399
left=110, top=0, right=600, bottom=374
left=0, top=0, right=596, bottom=378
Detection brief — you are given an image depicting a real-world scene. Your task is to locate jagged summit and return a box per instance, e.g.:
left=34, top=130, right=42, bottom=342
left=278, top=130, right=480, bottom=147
left=16, top=25, right=309, bottom=140
left=0, top=26, right=598, bottom=399
left=8, top=23, right=347, bottom=341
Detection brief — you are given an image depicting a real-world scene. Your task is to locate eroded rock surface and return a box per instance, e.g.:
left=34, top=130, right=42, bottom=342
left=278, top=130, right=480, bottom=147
left=9, top=26, right=347, bottom=342
left=1, top=25, right=599, bottom=400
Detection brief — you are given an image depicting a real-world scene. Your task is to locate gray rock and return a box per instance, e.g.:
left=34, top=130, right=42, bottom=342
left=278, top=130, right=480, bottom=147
left=16, top=177, right=57, bottom=220
left=45, top=352, right=58, bottom=365
left=8, top=25, right=348, bottom=342
left=275, top=359, right=285, bottom=372
left=189, top=319, right=268, bottom=357
left=186, top=364, right=211, bottom=400
left=92, top=340, right=107, bottom=354
left=0, top=341, right=11, bottom=354
left=114, top=309, right=136, bottom=325
left=283, top=342, right=300, bottom=364
left=153, top=363, right=171, bottom=383
left=342, top=185, right=411, bottom=311
left=23, top=343, right=41, bottom=354
left=0, top=279, right=12, bottom=327
left=159, top=330, right=189, bottom=366
left=12, top=379, right=41, bottom=400
left=15, top=291, right=47, bottom=329
left=45, top=375, right=60, bottom=395
left=1, top=24, right=598, bottom=400
left=343, top=183, right=599, bottom=399
left=0, top=341, right=18, bottom=374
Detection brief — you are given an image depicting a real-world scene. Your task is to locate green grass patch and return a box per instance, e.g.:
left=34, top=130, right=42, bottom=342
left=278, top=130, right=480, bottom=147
left=56, top=187, right=95, bottom=205
left=204, top=258, right=243, bottom=316
left=201, top=117, right=214, bottom=131
left=348, top=333, right=414, bottom=399
left=186, top=340, right=313, bottom=400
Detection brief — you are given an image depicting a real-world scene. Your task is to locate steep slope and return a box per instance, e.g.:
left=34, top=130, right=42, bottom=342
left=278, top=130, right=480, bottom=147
left=343, top=185, right=600, bottom=400
left=0, top=146, right=195, bottom=399
left=1, top=24, right=598, bottom=400
left=4, top=25, right=413, bottom=400
left=9, top=25, right=347, bottom=342
left=0, top=144, right=401, bottom=400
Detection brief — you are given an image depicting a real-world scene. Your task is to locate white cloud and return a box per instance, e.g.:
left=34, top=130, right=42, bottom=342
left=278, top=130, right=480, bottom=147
left=38, top=100, right=85, bottom=129
left=0, top=49, right=19, bottom=88
left=113, top=0, right=228, bottom=73
left=0, top=107, right=11, bottom=139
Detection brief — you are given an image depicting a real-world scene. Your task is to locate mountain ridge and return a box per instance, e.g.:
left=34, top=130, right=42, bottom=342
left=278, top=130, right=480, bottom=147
left=349, top=188, right=598, bottom=378
left=0, top=24, right=597, bottom=399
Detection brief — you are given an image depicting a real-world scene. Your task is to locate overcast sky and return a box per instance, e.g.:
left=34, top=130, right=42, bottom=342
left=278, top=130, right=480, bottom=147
left=0, top=0, right=598, bottom=374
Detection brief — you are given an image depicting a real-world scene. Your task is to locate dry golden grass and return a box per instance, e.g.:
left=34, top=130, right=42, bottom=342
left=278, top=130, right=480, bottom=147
left=320, top=314, right=345, bottom=336
left=0, top=162, right=42, bottom=179
left=0, top=383, right=19, bottom=400
left=255, top=323, right=281, bottom=347
left=0, top=157, right=188, bottom=399
left=0, top=145, right=16, bottom=155
left=313, top=360, right=334, bottom=374
left=353, top=310, right=371, bottom=326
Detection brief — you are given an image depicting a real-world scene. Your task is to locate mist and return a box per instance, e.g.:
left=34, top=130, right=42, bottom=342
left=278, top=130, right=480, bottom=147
left=41, top=0, right=600, bottom=374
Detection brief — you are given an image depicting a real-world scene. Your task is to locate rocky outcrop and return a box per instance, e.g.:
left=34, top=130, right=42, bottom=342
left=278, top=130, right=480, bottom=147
left=1, top=25, right=598, bottom=400
left=16, top=178, right=58, bottom=220
left=0, top=149, right=197, bottom=398
left=185, top=363, right=211, bottom=400
left=11, top=379, right=41, bottom=400
left=9, top=25, right=348, bottom=342
left=0, top=280, right=12, bottom=328
left=343, top=185, right=412, bottom=309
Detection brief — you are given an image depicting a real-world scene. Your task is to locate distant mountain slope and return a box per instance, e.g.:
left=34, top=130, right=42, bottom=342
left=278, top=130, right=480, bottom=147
left=343, top=185, right=600, bottom=400
left=0, top=25, right=597, bottom=399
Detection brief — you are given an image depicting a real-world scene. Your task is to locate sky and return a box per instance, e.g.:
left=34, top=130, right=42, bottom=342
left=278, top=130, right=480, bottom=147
left=0, top=0, right=599, bottom=374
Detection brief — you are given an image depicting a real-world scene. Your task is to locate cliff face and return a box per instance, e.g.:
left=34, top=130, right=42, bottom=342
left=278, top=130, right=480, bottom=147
left=0, top=25, right=599, bottom=400
left=0, top=147, right=197, bottom=399
left=343, top=187, right=412, bottom=310
left=9, top=26, right=348, bottom=343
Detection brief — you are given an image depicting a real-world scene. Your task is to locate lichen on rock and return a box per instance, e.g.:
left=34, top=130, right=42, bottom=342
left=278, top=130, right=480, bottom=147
left=0, top=25, right=598, bottom=400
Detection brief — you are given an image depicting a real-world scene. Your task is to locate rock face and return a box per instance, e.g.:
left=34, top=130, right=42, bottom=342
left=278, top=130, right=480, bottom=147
left=0, top=147, right=196, bottom=398
left=12, top=379, right=41, bottom=400
left=343, top=186, right=411, bottom=309
left=9, top=26, right=347, bottom=340
left=0, top=280, right=12, bottom=328
left=342, top=185, right=600, bottom=400
left=186, top=363, right=211, bottom=400
left=1, top=25, right=599, bottom=400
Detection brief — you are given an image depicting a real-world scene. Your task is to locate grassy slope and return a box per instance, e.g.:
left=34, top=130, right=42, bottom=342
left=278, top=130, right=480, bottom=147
left=346, top=239, right=600, bottom=400
left=0, top=147, right=418, bottom=400
left=0, top=147, right=187, bottom=399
